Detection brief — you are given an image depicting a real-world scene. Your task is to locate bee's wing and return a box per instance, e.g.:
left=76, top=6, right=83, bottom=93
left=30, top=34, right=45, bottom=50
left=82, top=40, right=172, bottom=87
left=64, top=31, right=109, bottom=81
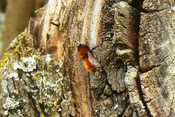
left=87, top=51, right=101, bottom=67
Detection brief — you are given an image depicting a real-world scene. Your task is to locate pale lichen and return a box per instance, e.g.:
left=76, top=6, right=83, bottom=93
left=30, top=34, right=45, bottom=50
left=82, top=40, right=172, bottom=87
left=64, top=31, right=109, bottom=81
left=3, top=97, right=19, bottom=110
left=0, top=30, right=73, bottom=116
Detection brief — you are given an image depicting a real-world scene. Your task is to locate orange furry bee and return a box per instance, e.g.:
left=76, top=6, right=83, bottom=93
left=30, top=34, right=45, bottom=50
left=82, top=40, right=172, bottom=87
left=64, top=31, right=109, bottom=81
left=78, top=44, right=101, bottom=72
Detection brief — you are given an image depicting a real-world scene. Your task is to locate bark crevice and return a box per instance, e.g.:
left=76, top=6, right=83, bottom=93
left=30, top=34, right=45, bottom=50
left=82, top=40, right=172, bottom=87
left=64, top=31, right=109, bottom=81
left=135, top=77, right=152, bottom=117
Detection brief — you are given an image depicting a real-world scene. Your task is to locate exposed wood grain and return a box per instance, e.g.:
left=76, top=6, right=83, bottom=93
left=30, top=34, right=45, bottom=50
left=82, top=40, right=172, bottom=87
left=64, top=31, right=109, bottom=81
left=139, top=0, right=175, bottom=116
left=2, top=0, right=175, bottom=116
left=0, top=0, right=142, bottom=116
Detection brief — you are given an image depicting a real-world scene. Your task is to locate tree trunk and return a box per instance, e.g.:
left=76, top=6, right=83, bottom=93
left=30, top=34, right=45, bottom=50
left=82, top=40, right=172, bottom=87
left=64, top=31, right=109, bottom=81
left=0, top=0, right=175, bottom=116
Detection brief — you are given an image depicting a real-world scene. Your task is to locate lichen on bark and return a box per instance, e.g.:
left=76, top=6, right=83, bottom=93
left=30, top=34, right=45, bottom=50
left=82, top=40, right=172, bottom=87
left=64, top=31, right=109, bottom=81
left=2, top=0, right=174, bottom=116
left=0, top=30, right=74, bottom=117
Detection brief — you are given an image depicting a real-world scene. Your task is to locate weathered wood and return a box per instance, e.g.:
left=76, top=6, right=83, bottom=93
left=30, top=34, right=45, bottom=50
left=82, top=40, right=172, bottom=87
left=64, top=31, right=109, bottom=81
left=0, top=0, right=142, bottom=116
left=113, top=2, right=149, bottom=116
left=139, top=0, right=175, bottom=116
left=1, top=0, right=175, bottom=116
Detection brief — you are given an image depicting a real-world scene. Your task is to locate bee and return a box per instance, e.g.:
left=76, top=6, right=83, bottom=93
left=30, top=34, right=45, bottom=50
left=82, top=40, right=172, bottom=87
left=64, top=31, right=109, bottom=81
left=78, top=44, right=101, bottom=72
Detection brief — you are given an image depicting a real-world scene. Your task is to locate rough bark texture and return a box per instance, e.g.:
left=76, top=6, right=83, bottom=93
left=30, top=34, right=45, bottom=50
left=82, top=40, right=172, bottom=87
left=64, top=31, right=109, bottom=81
left=1, top=0, right=175, bottom=117
left=139, top=0, right=175, bottom=116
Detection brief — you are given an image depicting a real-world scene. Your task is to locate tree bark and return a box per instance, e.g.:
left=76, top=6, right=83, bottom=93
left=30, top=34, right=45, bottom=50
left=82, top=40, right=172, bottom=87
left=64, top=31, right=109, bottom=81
left=1, top=0, right=175, bottom=117
left=139, top=0, right=175, bottom=116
